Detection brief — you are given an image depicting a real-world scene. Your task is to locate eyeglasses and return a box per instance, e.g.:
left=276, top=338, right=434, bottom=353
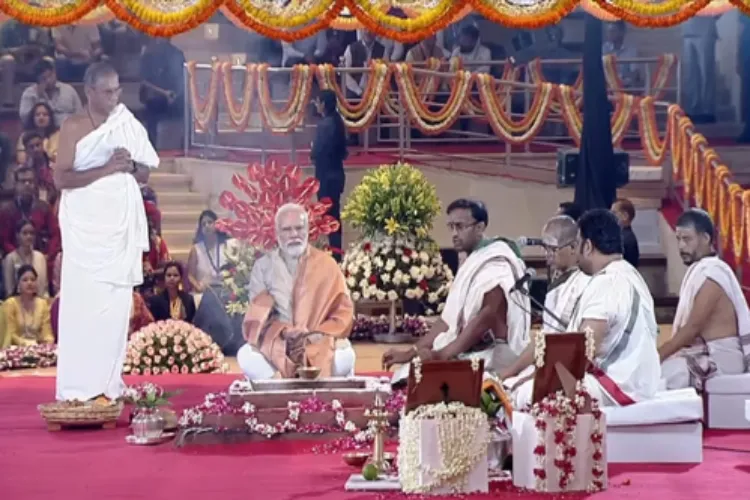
left=543, top=241, right=575, bottom=253
left=446, top=221, right=478, bottom=232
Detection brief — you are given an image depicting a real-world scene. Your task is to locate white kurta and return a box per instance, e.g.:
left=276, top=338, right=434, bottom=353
left=511, top=260, right=660, bottom=408
left=392, top=239, right=531, bottom=383
left=56, top=104, right=159, bottom=401
left=542, top=268, right=590, bottom=333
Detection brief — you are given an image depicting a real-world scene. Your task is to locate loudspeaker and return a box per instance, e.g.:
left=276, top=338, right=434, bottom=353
left=556, top=149, right=630, bottom=188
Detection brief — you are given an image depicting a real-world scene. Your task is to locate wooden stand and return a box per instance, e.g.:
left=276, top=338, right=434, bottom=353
left=46, top=420, right=117, bottom=432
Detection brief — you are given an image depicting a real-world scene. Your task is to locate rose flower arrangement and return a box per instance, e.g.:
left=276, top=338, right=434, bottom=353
left=124, top=320, right=228, bottom=376
left=0, top=344, right=57, bottom=371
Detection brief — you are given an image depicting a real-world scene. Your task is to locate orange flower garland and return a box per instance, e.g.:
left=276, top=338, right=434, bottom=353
left=105, top=0, right=223, bottom=37
left=469, top=0, right=579, bottom=29
left=315, top=61, right=391, bottom=132
left=476, top=74, right=553, bottom=143
left=590, top=0, right=712, bottom=28
left=186, top=60, right=221, bottom=132
left=0, top=0, right=101, bottom=26
left=256, top=64, right=315, bottom=133
left=223, top=0, right=344, bottom=42
left=222, top=62, right=257, bottom=131
left=393, top=63, right=473, bottom=135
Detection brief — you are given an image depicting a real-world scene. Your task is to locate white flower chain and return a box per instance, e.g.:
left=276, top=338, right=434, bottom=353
left=412, top=356, right=423, bottom=384
left=398, top=402, right=490, bottom=494
left=533, top=330, right=546, bottom=368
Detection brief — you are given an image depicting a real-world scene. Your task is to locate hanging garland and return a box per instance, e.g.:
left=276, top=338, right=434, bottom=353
left=221, top=62, right=257, bottom=131
left=591, top=0, right=712, bottom=28
left=468, top=0, right=579, bottom=29
left=105, top=0, right=222, bottom=36
left=223, top=0, right=344, bottom=42
left=186, top=60, right=221, bottom=132
left=0, top=0, right=101, bottom=26
left=315, top=61, right=391, bottom=132
left=256, top=64, right=315, bottom=133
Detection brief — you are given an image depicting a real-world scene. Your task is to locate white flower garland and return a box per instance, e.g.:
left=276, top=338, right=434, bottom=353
left=398, top=402, right=490, bottom=494
left=533, top=330, right=546, bottom=368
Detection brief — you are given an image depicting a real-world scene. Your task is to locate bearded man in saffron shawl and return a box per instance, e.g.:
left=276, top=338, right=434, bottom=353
left=236, top=203, right=356, bottom=380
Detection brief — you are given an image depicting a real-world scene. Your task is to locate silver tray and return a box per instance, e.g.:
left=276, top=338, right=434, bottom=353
left=126, top=432, right=175, bottom=446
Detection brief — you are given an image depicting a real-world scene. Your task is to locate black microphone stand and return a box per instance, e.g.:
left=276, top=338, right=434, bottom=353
left=512, top=283, right=568, bottom=333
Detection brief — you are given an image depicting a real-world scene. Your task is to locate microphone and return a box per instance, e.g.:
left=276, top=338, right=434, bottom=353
left=511, top=268, right=536, bottom=293
left=516, top=236, right=545, bottom=248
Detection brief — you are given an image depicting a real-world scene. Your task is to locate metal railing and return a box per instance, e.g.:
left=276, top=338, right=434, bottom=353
left=183, top=55, right=679, bottom=165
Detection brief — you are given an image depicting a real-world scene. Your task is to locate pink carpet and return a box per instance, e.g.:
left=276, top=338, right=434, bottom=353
left=1, top=374, right=749, bottom=499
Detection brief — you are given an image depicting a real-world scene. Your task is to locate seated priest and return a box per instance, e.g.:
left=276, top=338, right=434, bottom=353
left=660, top=209, right=750, bottom=391
left=383, top=198, right=531, bottom=385
left=498, top=215, right=590, bottom=381
left=503, top=209, right=661, bottom=408
left=236, top=203, right=356, bottom=380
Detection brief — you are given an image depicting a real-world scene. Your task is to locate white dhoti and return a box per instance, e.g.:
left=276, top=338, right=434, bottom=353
left=661, top=256, right=750, bottom=392
left=55, top=104, right=159, bottom=401
left=237, top=341, right=357, bottom=380
left=392, top=239, right=531, bottom=385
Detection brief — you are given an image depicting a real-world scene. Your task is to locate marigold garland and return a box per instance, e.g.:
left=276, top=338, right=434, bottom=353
left=256, top=64, right=314, bottom=133
left=0, top=0, right=101, bottom=26
left=235, top=0, right=335, bottom=29
left=186, top=60, right=221, bottom=132
left=221, top=62, right=257, bottom=131
left=223, top=0, right=343, bottom=42
left=105, top=0, right=222, bottom=37
left=591, top=0, right=712, bottom=27
left=469, top=0, right=579, bottom=29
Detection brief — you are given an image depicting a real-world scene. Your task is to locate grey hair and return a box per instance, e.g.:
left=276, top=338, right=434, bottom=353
left=275, top=203, right=308, bottom=229
left=542, top=215, right=578, bottom=246
left=83, top=61, right=118, bottom=88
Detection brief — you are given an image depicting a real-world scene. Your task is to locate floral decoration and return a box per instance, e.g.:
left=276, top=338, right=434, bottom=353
left=341, top=235, right=452, bottom=315
left=124, top=320, right=228, bottom=376
left=0, top=344, right=56, bottom=371
left=122, top=382, right=180, bottom=409
left=350, top=314, right=429, bottom=341
left=342, top=162, right=440, bottom=238
left=215, top=161, right=339, bottom=250
left=220, top=240, right=259, bottom=315
left=529, top=382, right=606, bottom=493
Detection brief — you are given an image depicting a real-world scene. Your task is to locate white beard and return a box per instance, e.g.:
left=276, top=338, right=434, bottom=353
left=282, top=240, right=307, bottom=259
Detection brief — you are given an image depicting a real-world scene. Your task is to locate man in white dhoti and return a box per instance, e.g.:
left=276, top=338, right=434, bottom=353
left=661, top=210, right=750, bottom=391
left=53, top=62, right=159, bottom=402
left=236, top=204, right=356, bottom=380
left=506, top=209, right=660, bottom=408
left=383, top=199, right=531, bottom=385
left=498, top=215, right=590, bottom=381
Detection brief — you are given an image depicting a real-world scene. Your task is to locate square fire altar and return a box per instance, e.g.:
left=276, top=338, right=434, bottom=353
left=176, top=377, right=393, bottom=445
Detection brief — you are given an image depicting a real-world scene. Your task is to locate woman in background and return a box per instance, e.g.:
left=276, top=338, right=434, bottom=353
left=150, top=261, right=195, bottom=323
left=15, top=102, right=60, bottom=164
left=186, top=210, right=242, bottom=355
left=3, top=219, right=48, bottom=298
left=2, top=265, right=53, bottom=346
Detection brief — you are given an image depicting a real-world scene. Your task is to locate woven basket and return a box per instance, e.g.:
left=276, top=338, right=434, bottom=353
left=38, top=401, right=124, bottom=426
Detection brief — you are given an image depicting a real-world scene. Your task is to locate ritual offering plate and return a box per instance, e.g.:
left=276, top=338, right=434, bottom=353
left=126, top=432, right=176, bottom=446
left=297, top=366, right=321, bottom=380
left=38, top=400, right=124, bottom=431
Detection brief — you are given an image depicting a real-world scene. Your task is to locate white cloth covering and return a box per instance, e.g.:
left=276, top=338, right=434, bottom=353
left=56, top=104, right=158, bottom=401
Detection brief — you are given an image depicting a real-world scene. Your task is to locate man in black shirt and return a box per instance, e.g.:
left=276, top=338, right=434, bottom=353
left=611, top=198, right=640, bottom=268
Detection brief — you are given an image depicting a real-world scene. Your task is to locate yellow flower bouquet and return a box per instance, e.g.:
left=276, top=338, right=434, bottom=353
left=341, top=162, right=440, bottom=237
left=220, top=240, right=259, bottom=316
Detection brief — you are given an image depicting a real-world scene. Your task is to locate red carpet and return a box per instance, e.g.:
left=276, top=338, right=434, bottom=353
left=1, top=374, right=749, bottom=499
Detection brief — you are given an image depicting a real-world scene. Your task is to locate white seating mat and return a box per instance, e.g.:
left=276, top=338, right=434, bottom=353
left=705, top=373, right=750, bottom=394
left=604, top=388, right=703, bottom=427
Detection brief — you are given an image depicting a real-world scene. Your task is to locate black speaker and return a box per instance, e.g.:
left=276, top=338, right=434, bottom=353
left=556, top=149, right=630, bottom=188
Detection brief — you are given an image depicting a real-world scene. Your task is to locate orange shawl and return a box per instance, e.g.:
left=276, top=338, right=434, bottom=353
left=242, top=247, right=353, bottom=378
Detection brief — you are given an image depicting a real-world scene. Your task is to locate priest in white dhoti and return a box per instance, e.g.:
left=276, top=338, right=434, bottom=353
left=498, top=215, right=590, bottom=381
left=506, top=209, right=661, bottom=408
left=384, top=199, right=531, bottom=385
left=53, top=62, right=159, bottom=402
left=236, top=204, right=356, bottom=380
left=661, top=210, right=750, bottom=391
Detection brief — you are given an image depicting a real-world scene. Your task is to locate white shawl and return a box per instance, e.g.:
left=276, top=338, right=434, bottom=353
left=58, top=104, right=159, bottom=286
left=434, top=239, right=531, bottom=355
left=673, top=256, right=750, bottom=366
left=543, top=269, right=590, bottom=333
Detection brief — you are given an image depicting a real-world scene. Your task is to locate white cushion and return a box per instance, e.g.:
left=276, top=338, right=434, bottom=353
left=604, top=389, right=703, bottom=427
left=705, top=373, right=750, bottom=394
